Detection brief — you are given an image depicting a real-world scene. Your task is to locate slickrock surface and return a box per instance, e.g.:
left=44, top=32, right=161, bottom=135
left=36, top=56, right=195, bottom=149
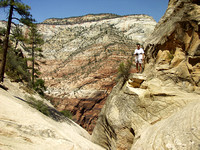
left=92, top=0, right=200, bottom=149
left=92, top=73, right=200, bottom=150
left=0, top=78, right=105, bottom=150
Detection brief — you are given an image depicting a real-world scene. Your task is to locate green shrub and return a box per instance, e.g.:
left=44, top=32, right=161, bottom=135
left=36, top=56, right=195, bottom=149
left=5, top=48, right=31, bottom=82
left=60, top=110, right=73, bottom=119
left=117, top=59, right=132, bottom=84
left=33, top=79, right=46, bottom=96
left=168, top=51, right=174, bottom=61
left=27, top=96, right=50, bottom=116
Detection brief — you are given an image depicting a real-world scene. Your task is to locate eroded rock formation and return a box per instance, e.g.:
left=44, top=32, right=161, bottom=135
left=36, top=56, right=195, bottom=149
left=33, top=14, right=156, bottom=133
left=92, top=0, right=200, bottom=149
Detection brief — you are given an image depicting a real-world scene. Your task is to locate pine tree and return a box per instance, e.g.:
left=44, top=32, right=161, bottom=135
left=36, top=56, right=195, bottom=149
left=0, top=0, right=32, bottom=82
left=25, top=23, right=44, bottom=87
left=10, top=25, right=24, bottom=50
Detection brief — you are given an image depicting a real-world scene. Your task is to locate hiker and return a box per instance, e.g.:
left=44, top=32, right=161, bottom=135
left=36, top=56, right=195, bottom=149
left=134, top=43, right=144, bottom=73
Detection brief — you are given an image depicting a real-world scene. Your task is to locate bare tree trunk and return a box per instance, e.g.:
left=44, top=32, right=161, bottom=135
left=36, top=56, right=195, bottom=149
left=31, top=44, right=35, bottom=87
left=0, top=1, right=14, bottom=82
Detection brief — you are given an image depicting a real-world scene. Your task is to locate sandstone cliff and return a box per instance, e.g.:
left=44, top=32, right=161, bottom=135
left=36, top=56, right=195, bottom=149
left=92, top=0, right=200, bottom=149
left=33, top=14, right=156, bottom=133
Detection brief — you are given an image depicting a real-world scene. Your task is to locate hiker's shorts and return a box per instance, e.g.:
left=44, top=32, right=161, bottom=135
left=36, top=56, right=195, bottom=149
left=135, top=58, right=143, bottom=64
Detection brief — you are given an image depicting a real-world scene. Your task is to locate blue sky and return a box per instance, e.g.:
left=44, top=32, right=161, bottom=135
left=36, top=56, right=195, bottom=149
left=0, top=0, right=169, bottom=23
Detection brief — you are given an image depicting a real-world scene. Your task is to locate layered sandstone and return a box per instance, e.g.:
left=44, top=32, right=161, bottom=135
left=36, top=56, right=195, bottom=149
left=92, top=0, right=200, bottom=149
left=31, top=14, right=156, bottom=133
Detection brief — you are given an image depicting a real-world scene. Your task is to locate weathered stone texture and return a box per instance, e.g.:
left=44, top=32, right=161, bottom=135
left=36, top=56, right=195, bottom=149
left=92, top=74, right=200, bottom=150
left=145, top=0, right=200, bottom=92
left=32, top=14, right=156, bottom=133
left=0, top=78, right=105, bottom=150
left=92, top=0, right=200, bottom=150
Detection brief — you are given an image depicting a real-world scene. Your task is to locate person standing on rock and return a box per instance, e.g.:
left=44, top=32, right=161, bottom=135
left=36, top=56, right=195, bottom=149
left=134, top=43, right=144, bottom=73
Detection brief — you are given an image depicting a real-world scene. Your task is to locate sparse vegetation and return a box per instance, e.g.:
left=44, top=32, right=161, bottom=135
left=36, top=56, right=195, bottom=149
left=60, top=110, right=73, bottom=119
left=6, top=47, right=31, bottom=82
left=33, top=79, right=46, bottom=96
left=117, top=59, right=133, bottom=86
left=27, top=96, right=50, bottom=116
left=168, top=51, right=174, bottom=61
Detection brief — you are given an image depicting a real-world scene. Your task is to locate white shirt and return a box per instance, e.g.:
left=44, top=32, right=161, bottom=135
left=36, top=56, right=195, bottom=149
left=134, top=48, right=144, bottom=60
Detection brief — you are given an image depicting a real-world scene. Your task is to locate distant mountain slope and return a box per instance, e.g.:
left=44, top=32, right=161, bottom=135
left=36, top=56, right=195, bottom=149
left=42, top=13, right=121, bottom=25
left=33, top=14, right=156, bottom=133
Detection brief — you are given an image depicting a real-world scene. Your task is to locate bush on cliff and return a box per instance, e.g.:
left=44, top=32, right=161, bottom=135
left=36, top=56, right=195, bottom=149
left=117, top=59, right=132, bottom=86
left=60, top=110, right=73, bottom=119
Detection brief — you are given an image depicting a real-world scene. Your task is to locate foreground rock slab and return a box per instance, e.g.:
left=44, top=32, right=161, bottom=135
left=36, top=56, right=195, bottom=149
left=0, top=80, right=104, bottom=150
left=132, top=100, right=200, bottom=150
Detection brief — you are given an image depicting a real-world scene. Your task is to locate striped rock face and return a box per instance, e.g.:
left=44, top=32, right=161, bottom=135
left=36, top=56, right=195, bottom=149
left=30, top=14, right=156, bottom=133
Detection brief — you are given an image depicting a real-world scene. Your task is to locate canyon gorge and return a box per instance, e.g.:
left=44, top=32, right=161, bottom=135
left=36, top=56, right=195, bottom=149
left=0, top=0, right=200, bottom=149
left=33, top=14, right=157, bottom=133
